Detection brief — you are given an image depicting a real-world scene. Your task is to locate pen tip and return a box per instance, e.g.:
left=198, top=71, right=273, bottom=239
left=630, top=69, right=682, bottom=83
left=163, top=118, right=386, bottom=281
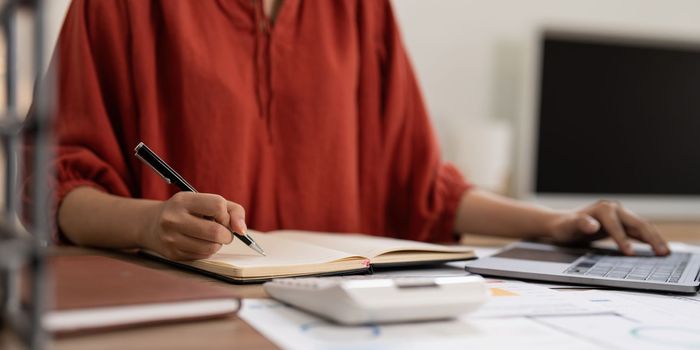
left=250, top=242, right=266, bottom=256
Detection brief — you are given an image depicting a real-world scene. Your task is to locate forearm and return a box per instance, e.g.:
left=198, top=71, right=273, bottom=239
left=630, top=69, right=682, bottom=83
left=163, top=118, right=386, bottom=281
left=57, top=186, right=160, bottom=249
left=454, top=189, right=560, bottom=239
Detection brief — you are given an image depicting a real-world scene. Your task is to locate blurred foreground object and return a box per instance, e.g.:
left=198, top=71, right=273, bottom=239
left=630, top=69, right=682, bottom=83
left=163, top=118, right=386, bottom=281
left=0, top=0, right=53, bottom=349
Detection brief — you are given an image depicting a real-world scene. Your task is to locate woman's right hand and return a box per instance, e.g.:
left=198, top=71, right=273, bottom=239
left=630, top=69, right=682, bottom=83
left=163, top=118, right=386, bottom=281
left=140, top=192, right=247, bottom=260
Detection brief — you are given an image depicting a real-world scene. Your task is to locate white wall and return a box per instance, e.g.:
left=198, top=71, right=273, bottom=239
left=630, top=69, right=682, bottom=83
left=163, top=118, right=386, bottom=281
left=38, top=0, right=700, bottom=193
left=392, top=0, right=700, bottom=191
left=45, top=0, right=71, bottom=68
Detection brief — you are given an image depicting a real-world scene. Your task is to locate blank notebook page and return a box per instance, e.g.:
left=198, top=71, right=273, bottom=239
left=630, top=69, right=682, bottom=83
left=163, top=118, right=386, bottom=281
left=270, top=231, right=471, bottom=258
left=202, top=231, right=364, bottom=268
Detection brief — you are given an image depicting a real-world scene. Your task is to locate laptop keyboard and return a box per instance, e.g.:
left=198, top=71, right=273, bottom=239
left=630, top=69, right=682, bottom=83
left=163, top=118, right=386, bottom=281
left=564, top=253, right=691, bottom=283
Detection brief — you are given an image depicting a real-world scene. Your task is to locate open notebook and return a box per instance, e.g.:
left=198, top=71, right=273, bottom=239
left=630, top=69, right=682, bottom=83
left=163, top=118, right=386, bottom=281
left=147, top=231, right=476, bottom=283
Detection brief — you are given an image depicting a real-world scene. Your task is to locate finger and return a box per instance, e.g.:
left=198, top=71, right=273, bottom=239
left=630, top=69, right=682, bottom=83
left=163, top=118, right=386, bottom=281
left=575, top=214, right=601, bottom=234
left=171, top=233, right=223, bottom=257
left=227, top=201, right=247, bottom=234
left=618, top=209, right=669, bottom=256
left=172, top=247, right=215, bottom=261
left=154, top=225, right=216, bottom=261
left=165, top=213, right=233, bottom=244
left=179, top=193, right=231, bottom=226
left=594, top=206, right=633, bottom=255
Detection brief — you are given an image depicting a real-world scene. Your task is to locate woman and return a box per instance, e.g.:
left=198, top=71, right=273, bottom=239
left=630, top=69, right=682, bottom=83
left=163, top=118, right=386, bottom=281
left=49, top=0, right=668, bottom=260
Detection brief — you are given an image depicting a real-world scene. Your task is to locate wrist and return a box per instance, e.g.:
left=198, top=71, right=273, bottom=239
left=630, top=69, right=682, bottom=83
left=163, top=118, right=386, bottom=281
left=131, top=199, right=164, bottom=251
left=530, top=209, right=567, bottom=239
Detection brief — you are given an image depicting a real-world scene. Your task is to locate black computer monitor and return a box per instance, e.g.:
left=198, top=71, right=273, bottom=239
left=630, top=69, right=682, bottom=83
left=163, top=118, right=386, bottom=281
left=517, top=30, right=700, bottom=218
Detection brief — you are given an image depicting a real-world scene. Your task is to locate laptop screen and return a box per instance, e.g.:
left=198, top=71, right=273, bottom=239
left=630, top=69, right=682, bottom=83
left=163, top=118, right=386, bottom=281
left=535, top=34, right=700, bottom=195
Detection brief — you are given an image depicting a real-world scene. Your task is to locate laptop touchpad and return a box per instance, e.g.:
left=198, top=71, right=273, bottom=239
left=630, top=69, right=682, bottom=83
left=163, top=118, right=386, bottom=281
left=493, top=247, right=581, bottom=263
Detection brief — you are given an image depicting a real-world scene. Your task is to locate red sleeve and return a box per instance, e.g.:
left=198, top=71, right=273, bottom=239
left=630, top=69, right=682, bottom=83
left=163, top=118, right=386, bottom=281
left=24, top=0, right=136, bottom=244
left=378, top=1, right=472, bottom=243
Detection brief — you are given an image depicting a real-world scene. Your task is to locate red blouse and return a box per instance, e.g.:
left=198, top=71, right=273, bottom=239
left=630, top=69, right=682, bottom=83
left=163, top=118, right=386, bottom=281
left=48, top=0, right=470, bottom=243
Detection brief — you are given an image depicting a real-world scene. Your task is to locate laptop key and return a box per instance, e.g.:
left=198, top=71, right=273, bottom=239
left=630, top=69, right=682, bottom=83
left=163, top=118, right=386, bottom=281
left=605, top=272, right=628, bottom=279
left=577, top=261, right=596, bottom=268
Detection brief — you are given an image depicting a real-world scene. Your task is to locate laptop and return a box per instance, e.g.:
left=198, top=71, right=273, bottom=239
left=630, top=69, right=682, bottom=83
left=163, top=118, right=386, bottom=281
left=464, top=242, right=700, bottom=293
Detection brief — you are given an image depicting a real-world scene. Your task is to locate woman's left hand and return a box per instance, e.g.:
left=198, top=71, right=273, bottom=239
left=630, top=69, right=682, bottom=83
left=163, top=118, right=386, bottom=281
left=547, top=200, right=669, bottom=256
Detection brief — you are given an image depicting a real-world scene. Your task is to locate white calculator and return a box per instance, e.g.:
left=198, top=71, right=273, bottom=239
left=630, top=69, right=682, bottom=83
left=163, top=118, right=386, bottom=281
left=263, top=275, right=488, bottom=325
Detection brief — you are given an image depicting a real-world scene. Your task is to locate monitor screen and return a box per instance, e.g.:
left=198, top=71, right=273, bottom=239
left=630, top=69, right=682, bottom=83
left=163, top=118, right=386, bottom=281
left=535, top=33, right=700, bottom=196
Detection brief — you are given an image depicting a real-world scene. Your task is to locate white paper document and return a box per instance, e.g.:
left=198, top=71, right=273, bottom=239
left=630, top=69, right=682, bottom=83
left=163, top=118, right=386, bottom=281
left=239, top=299, right=602, bottom=350
left=470, top=279, right=613, bottom=318
left=566, top=289, right=700, bottom=323
left=535, top=289, right=700, bottom=349
left=538, top=314, right=700, bottom=350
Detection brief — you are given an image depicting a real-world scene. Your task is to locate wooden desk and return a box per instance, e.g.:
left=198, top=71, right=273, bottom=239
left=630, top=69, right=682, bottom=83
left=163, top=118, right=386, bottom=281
left=3, top=222, right=699, bottom=350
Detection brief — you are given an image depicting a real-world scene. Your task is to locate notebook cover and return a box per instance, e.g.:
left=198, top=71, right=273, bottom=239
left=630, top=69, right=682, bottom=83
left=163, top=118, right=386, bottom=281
left=50, top=255, right=239, bottom=310
left=370, top=255, right=478, bottom=269
left=141, top=251, right=372, bottom=284
left=43, top=255, right=240, bottom=335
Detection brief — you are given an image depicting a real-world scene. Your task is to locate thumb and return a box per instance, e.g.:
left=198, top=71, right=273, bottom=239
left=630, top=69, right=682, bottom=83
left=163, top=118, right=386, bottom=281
left=226, top=201, right=247, bottom=235
left=576, top=214, right=601, bottom=234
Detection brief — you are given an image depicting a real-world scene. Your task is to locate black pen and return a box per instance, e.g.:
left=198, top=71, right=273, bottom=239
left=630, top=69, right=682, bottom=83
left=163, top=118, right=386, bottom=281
left=134, top=142, right=266, bottom=256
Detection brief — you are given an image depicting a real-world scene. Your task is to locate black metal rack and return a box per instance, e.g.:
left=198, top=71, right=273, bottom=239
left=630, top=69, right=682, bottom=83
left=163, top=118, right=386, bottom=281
left=1, top=0, right=52, bottom=349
